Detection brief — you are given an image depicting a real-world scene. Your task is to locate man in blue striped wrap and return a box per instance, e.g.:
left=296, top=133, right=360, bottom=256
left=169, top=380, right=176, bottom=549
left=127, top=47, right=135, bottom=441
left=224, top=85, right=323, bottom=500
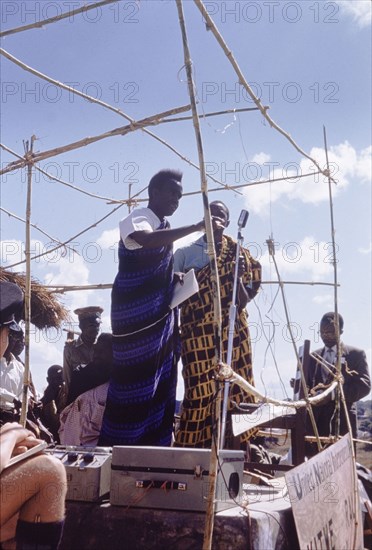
left=99, top=169, right=204, bottom=446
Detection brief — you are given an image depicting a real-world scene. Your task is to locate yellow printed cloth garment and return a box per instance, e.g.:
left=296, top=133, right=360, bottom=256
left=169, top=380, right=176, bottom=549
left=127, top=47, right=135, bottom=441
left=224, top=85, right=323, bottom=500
left=175, top=235, right=261, bottom=448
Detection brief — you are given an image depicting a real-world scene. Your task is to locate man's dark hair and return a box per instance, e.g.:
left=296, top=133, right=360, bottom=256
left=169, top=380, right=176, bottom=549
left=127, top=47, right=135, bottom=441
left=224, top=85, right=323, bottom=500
left=47, top=364, right=63, bottom=377
left=148, top=169, right=183, bottom=199
left=210, top=200, right=230, bottom=221
left=320, top=312, right=344, bottom=331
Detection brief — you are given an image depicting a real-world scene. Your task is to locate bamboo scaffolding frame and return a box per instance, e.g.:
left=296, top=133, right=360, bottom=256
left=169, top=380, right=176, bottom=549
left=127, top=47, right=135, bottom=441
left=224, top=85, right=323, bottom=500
left=339, top=384, right=360, bottom=550
left=1, top=138, right=324, bottom=202
left=175, top=3, right=223, bottom=548
left=311, top=351, right=342, bottom=380
left=266, top=238, right=322, bottom=450
left=1, top=6, right=361, bottom=531
left=181, top=170, right=324, bottom=196
left=0, top=142, right=25, bottom=162
left=323, top=125, right=342, bottom=439
left=5, top=202, right=125, bottom=270
left=1, top=141, right=137, bottom=204
left=305, top=435, right=372, bottom=447
left=0, top=48, right=230, bottom=188
left=0, top=0, right=120, bottom=38
left=193, top=0, right=335, bottom=181
left=161, top=106, right=260, bottom=123
left=47, top=284, right=113, bottom=293
left=42, top=280, right=339, bottom=293
left=219, top=362, right=338, bottom=409
left=20, top=137, right=35, bottom=427
left=105, top=170, right=324, bottom=204
left=33, top=164, right=117, bottom=203
left=0, top=206, right=77, bottom=255
left=0, top=104, right=192, bottom=172
left=261, top=281, right=339, bottom=286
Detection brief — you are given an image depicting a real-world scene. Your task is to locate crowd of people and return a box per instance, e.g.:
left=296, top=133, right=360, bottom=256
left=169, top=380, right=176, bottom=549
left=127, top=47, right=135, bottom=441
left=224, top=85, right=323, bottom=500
left=0, top=282, right=67, bottom=550
left=1, top=168, right=370, bottom=548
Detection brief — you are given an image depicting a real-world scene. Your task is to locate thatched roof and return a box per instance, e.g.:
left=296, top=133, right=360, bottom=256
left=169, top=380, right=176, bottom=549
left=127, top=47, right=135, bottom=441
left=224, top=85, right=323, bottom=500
left=0, top=268, right=70, bottom=329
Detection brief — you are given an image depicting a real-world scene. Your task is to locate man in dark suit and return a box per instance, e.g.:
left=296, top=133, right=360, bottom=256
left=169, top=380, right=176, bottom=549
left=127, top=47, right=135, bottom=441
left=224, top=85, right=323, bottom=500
left=307, top=312, right=370, bottom=447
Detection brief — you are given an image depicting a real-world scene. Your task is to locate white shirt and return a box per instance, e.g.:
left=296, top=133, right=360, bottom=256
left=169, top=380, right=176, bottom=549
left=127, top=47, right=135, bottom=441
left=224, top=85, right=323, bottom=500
left=0, top=354, right=24, bottom=409
left=119, top=207, right=161, bottom=250
left=324, top=345, right=337, bottom=363
left=321, top=345, right=337, bottom=383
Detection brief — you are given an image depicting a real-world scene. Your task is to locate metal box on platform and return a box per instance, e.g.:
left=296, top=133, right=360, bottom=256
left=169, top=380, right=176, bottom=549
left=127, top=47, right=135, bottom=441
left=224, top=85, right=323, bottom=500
left=46, top=446, right=112, bottom=502
left=110, top=446, right=244, bottom=512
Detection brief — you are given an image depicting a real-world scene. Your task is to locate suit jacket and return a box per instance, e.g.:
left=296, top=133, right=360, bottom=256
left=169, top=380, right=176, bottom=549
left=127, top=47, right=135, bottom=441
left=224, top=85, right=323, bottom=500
left=307, top=343, right=370, bottom=438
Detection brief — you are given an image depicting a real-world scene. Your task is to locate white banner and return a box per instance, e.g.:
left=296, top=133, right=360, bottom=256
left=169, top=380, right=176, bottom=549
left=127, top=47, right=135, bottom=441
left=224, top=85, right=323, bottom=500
left=285, top=435, right=363, bottom=550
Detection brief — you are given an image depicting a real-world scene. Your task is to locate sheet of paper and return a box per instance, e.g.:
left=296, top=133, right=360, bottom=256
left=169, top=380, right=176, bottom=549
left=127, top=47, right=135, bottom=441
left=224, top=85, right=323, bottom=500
left=4, top=441, right=48, bottom=469
left=170, top=269, right=199, bottom=309
left=232, top=402, right=295, bottom=436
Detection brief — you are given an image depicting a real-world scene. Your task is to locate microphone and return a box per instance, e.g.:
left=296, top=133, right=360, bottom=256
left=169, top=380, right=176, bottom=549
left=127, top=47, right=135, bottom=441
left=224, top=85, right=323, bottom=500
left=238, top=209, right=249, bottom=229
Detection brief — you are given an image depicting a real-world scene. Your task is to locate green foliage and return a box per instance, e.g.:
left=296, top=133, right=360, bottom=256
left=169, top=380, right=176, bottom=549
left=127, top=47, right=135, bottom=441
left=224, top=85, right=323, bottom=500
left=357, top=399, right=372, bottom=439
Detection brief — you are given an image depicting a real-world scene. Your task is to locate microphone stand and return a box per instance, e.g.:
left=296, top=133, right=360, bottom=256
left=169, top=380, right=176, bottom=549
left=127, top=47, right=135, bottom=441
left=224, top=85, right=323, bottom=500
left=220, top=210, right=248, bottom=448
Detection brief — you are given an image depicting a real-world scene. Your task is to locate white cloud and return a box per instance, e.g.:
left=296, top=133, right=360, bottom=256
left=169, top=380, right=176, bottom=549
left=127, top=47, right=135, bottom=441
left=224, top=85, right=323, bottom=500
left=97, top=228, right=118, bottom=249
left=44, top=255, right=92, bottom=311
left=251, top=152, right=271, bottom=165
left=355, top=145, right=372, bottom=182
left=44, top=255, right=89, bottom=287
left=312, top=294, right=334, bottom=306
left=259, top=236, right=334, bottom=278
left=359, top=242, right=372, bottom=254
left=243, top=142, right=371, bottom=215
left=336, top=1, right=372, bottom=28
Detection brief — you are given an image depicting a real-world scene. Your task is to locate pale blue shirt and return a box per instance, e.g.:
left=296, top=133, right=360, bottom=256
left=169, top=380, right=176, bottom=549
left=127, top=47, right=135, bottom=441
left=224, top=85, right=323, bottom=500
left=173, top=236, right=209, bottom=273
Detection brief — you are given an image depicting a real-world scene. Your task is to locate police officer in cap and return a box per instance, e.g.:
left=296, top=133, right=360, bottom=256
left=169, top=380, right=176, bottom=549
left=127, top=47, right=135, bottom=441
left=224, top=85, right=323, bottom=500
left=0, top=281, right=67, bottom=549
left=0, top=282, right=24, bottom=412
left=63, top=306, right=103, bottom=397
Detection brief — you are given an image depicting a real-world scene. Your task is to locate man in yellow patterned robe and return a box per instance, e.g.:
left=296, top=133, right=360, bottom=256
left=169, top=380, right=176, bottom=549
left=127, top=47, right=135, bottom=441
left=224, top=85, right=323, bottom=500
left=174, top=201, right=261, bottom=448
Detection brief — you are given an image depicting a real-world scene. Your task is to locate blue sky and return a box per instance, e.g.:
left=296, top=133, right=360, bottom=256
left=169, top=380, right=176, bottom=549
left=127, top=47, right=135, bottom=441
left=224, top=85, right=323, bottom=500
left=1, top=0, right=371, bottom=398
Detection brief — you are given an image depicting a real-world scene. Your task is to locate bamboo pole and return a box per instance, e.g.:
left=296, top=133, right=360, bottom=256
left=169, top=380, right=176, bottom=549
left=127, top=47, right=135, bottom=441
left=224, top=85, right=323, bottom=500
left=161, top=106, right=260, bottom=123
left=1, top=141, right=138, bottom=203
left=0, top=104, right=191, bottom=171
left=107, top=170, right=325, bottom=204
left=338, top=385, right=360, bottom=550
left=322, top=132, right=358, bottom=550
left=20, top=136, right=36, bottom=427
left=1, top=137, right=322, bottom=196
left=0, top=0, right=120, bottom=38
left=260, top=281, right=338, bottom=286
left=6, top=202, right=125, bottom=270
left=193, top=0, right=334, bottom=181
left=266, top=238, right=322, bottom=451
left=175, top=3, right=223, bottom=549
left=42, top=280, right=338, bottom=293
left=0, top=48, right=201, bottom=181
left=0, top=48, right=237, bottom=189
left=305, top=435, right=372, bottom=446
left=47, top=284, right=113, bottom=293
left=0, top=206, right=76, bottom=255
left=323, top=126, right=342, bottom=438
left=34, top=165, right=116, bottom=202
left=219, top=362, right=338, bottom=409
